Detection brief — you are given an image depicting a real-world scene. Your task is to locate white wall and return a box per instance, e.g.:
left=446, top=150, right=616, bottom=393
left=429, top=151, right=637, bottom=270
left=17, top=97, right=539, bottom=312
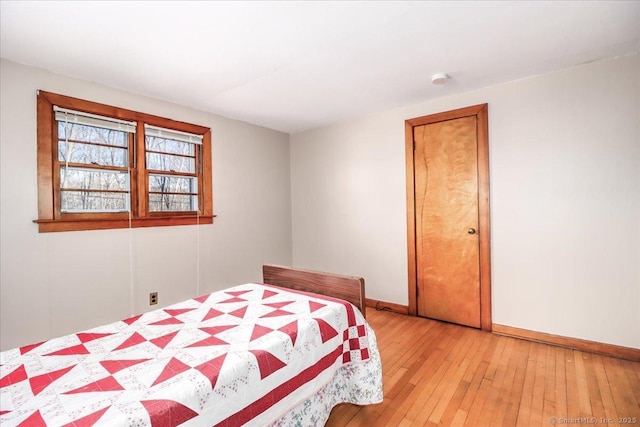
left=291, top=54, right=640, bottom=349
left=2, top=54, right=639, bottom=352
left=0, top=59, right=292, bottom=351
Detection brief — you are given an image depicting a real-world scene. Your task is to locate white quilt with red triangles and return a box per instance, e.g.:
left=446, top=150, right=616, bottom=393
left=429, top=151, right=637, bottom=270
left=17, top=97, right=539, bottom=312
left=0, top=283, right=380, bottom=426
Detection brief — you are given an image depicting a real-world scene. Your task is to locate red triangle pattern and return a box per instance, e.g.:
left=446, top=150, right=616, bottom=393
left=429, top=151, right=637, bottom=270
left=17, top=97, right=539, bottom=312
left=61, top=407, right=109, bottom=427
left=100, top=359, right=149, bottom=374
left=164, top=308, right=195, bottom=317
left=149, top=317, right=183, bottom=326
left=226, top=290, right=251, bottom=297
left=20, top=341, right=44, bottom=355
left=309, top=301, right=326, bottom=313
left=201, top=308, right=225, bottom=322
left=0, top=364, right=27, bottom=387
left=263, top=301, right=294, bottom=309
left=313, top=318, right=339, bottom=343
left=261, top=309, right=294, bottom=318
left=199, top=325, right=236, bottom=336
left=17, top=410, right=46, bottom=427
left=64, top=376, right=124, bottom=394
left=186, top=336, right=228, bottom=348
left=250, top=325, right=274, bottom=341
left=29, top=365, right=75, bottom=396
left=122, top=314, right=142, bottom=325
left=193, top=294, right=209, bottom=304
left=76, top=333, right=113, bottom=343
left=151, top=357, right=191, bottom=386
left=229, top=306, right=248, bottom=318
left=278, top=320, right=299, bottom=347
left=113, top=332, right=147, bottom=351
left=218, top=296, right=247, bottom=304
left=44, top=344, right=89, bottom=356
left=248, top=350, right=286, bottom=379
left=150, top=331, right=179, bottom=349
left=140, top=400, right=198, bottom=427
left=262, top=289, right=278, bottom=300
left=0, top=410, right=11, bottom=415
left=194, top=354, right=226, bottom=389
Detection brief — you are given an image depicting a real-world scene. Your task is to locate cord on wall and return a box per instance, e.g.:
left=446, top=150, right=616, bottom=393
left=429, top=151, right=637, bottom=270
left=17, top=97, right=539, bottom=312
left=127, top=143, right=135, bottom=317
left=375, top=301, right=393, bottom=312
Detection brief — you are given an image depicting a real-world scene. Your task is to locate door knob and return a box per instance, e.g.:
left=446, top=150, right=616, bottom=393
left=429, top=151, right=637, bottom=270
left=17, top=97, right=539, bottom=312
left=468, top=228, right=476, bottom=234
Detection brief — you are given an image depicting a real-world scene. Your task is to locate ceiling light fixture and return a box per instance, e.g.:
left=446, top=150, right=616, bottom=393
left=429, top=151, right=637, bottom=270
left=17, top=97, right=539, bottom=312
left=431, top=73, right=449, bottom=85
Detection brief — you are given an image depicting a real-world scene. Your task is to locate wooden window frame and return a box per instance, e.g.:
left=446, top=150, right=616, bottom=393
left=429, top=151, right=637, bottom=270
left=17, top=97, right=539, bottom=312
left=35, top=91, right=214, bottom=232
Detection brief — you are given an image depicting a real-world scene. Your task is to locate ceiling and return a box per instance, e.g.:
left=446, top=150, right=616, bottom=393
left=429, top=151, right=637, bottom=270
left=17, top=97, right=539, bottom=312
left=1, top=1, right=638, bottom=134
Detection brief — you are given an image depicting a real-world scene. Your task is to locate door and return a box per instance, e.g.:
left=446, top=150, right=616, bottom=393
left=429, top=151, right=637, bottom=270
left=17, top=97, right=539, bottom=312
left=405, top=104, right=491, bottom=331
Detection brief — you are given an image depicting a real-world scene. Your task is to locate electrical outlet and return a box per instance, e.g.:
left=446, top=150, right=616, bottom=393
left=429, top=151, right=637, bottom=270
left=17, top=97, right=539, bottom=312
left=149, top=292, right=158, bottom=305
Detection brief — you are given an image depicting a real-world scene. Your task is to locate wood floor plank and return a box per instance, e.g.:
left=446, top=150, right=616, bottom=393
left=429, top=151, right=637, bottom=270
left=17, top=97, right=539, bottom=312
left=583, top=352, right=605, bottom=420
left=573, top=350, right=594, bottom=419
left=541, top=345, right=557, bottom=426
left=609, top=357, right=638, bottom=420
left=483, top=335, right=515, bottom=425
left=502, top=339, right=531, bottom=426
left=401, top=328, right=465, bottom=421
left=368, top=380, right=417, bottom=427
left=326, top=404, right=360, bottom=426
left=438, top=329, right=492, bottom=425
left=591, top=354, right=620, bottom=422
left=439, top=379, right=471, bottom=426
left=402, top=350, right=453, bottom=422
left=457, top=334, right=500, bottom=422
left=565, top=348, right=582, bottom=421
left=450, top=409, right=467, bottom=427
left=461, top=364, right=501, bottom=423
left=425, top=329, right=480, bottom=422
left=527, top=343, right=547, bottom=426
left=439, top=326, right=494, bottom=426
left=553, top=344, right=569, bottom=420
left=621, top=359, right=640, bottom=404
left=531, top=342, right=552, bottom=426
left=383, top=316, right=436, bottom=376
left=327, top=310, right=640, bottom=426
left=514, top=341, right=538, bottom=426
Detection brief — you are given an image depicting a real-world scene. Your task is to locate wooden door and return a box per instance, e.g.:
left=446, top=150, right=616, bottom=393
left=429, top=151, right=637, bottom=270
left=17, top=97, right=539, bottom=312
left=405, top=104, right=491, bottom=331
left=414, top=116, right=480, bottom=327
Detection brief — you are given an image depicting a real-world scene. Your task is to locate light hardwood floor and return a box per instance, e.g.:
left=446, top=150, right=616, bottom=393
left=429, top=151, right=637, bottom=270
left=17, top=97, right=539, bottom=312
left=327, top=309, right=640, bottom=426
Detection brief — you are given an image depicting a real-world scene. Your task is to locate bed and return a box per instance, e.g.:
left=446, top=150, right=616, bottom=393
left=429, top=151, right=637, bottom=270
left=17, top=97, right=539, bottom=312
left=0, top=265, right=383, bottom=426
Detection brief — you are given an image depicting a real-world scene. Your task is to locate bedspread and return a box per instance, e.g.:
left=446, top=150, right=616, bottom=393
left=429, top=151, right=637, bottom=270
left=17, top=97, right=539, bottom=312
left=0, top=283, right=382, bottom=426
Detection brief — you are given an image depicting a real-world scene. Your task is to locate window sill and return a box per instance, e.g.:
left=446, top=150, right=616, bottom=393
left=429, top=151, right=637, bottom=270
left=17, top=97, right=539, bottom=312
left=33, top=215, right=216, bottom=233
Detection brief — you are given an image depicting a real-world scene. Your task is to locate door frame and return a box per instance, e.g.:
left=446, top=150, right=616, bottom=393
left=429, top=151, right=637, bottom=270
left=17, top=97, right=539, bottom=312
left=405, top=104, right=492, bottom=331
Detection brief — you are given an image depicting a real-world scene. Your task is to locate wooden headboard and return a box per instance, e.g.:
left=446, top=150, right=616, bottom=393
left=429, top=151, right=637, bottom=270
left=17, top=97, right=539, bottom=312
left=262, top=265, right=366, bottom=318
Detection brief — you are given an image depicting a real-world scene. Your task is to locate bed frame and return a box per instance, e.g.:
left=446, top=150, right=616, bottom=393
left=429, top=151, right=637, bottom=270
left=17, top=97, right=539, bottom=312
left=262, top=264, right=366, bottom=318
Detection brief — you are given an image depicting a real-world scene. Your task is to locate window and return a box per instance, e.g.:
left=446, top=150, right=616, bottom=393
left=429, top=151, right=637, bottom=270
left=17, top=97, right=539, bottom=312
left=56, top=108, right=134, bottom=213
left=144, top=125, right=201, bottom=213
left=35, top=91, right=214, bottom=232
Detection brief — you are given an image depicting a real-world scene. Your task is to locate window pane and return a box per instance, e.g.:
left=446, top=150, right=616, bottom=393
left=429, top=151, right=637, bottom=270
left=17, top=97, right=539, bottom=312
left=146, top=136, right=195, bottom=156
left=60, top=167, right=129, bottom=191
left=59, top=140, right=127, bottom=167
left=58, top=122, right=128, bottom=147
left=61, top=191, right=129, bottom=212
left=149, top=175, right=197, bottom=194
left=146, top=152, right=195, bottom=173
left=149, top=194, right=198, bottom=212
